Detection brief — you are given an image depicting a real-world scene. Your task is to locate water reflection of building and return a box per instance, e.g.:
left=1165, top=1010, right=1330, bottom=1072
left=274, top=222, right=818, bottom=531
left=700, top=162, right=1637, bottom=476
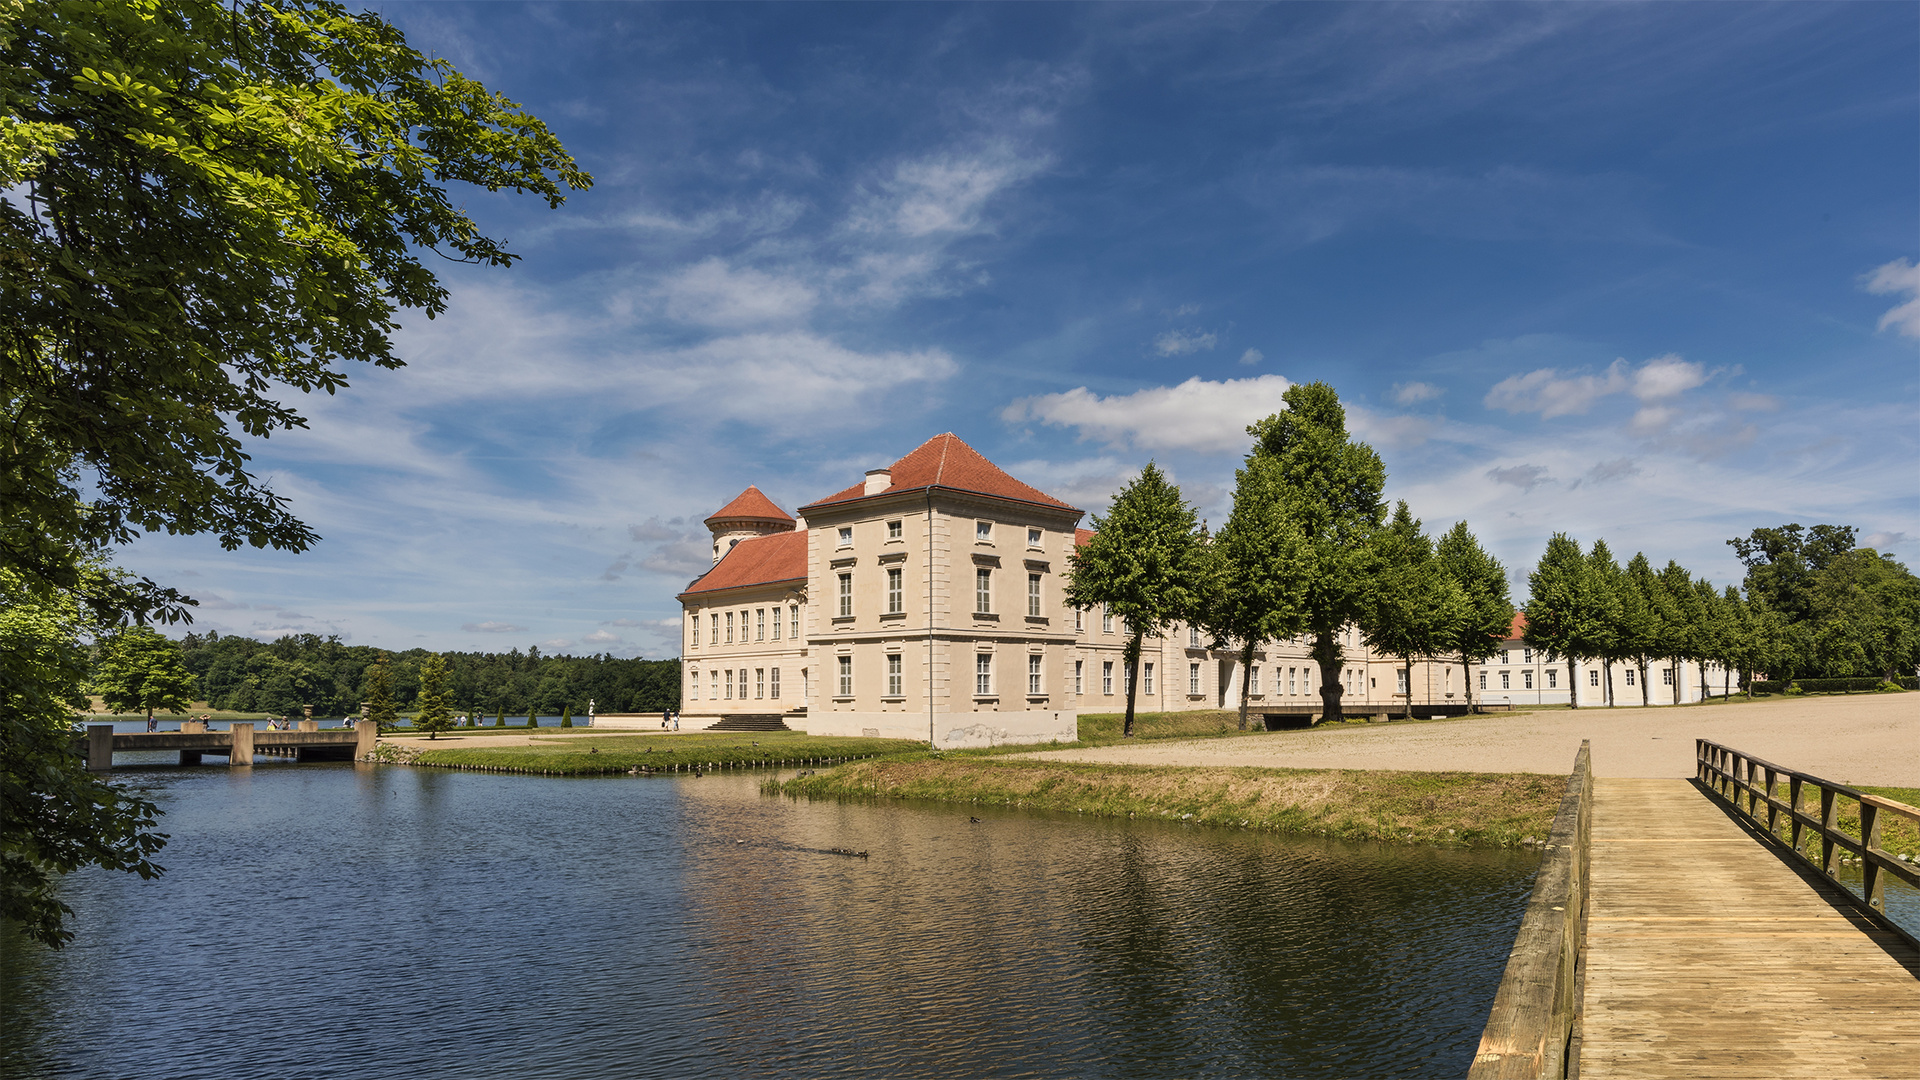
left=678, top=435, right=1728, bottom=745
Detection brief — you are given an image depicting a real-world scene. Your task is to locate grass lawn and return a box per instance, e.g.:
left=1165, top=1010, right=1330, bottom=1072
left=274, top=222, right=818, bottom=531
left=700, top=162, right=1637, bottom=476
left=1753, top=782, right=1920, bottom=862
left=374, top=730, right=927, bottom=775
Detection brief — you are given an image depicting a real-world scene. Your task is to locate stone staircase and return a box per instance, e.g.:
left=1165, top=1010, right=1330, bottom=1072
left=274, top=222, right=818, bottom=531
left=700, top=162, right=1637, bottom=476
left=705, top=714, right=792, bottom=732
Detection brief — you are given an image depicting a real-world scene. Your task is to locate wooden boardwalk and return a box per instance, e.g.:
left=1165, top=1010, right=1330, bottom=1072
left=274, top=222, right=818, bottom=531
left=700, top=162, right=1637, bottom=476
left=1579, top=778, right=1920, bottom=1078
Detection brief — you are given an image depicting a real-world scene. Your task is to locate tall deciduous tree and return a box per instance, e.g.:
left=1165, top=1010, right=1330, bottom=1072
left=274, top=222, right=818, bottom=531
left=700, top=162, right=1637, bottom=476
left=1, top=0, right=585, bottom=944
left=361, top=653, right=398, bottom=733
left=1620, top=553, right=1662, bottom=704
left=1244, top=383, right=1388, bottom=721
left=1653, top=561, right=1699, bottom=705
left=1524, top=534, right=1611, bottom=708
left=1068, top=463, right=1208, bottom=738
left=1435, top=521, right=1512, bottom=713
left=412, top=654, right=454, bottom=739
left=1197, top=455, right=1309, bottom=731
left=1583, top=540, right=1627, bottom=707
left=92, top=626, right=196, bottom=724
left=1364, top=503, right=1465, bottom=718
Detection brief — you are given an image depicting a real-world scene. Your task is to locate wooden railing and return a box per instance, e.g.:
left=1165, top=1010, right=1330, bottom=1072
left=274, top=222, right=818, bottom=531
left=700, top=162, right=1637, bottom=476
left=1469, top=740, right=1592, bottom=1080
left=1696, top=739, right=1920, bottom=923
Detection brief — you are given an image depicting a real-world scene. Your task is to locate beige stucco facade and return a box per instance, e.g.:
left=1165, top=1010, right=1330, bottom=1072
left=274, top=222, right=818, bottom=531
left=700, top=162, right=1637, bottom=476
left=677, top=436, right=1731, bottom=744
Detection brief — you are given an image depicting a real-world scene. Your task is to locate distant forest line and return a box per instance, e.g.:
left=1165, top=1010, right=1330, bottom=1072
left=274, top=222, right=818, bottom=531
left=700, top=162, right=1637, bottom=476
left=177, top=633, right=681, bottom=717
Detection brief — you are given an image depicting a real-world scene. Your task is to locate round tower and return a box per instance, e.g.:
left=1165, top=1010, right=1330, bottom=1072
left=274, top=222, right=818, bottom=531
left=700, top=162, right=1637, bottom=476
left=704, top=485, right=795, bottom=563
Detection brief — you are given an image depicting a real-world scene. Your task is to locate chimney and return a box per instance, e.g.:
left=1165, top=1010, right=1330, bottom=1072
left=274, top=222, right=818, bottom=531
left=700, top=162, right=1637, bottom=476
left=864, top=468, right=892, bottom=496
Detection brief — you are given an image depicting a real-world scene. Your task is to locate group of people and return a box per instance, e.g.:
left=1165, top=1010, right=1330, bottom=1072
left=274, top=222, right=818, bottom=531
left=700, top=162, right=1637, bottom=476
left=659, top=709, right=680, bottom=730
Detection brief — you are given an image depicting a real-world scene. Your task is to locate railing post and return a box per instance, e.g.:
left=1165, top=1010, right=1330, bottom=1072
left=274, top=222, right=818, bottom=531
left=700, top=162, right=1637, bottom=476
left=1789, top=775, right=1805, bottom=854
left=1821, top=787, right=1839, bottom=877
left=1763, top=767, right=1777, bottom=835
left=1861, top=803, right=1883, bottom=912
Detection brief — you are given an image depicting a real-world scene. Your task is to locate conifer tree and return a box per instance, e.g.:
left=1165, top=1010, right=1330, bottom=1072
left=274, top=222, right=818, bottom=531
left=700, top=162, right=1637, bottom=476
left=561, top=706, right=572, bottom=728
left=1435, top=521, right=1513, bottom=712
left=412, top=655, right=454, bottom=739
left=362, top=653, right=398, bottom=732
left=1243, top=383, right=1388, bottom=721
left=1195, top=454, right=1310, bottom=730
left=1068, top=463, right=1209, bottom=738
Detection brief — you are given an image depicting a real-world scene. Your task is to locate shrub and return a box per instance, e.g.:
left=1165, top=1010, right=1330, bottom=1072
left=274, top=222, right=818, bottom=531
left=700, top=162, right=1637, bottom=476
left=561, top=706, right=573, bottom=728
left=527, top=710, right=539, bottom=727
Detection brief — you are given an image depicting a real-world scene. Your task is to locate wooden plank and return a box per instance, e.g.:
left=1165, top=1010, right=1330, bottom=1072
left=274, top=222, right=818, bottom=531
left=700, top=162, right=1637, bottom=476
left=1578, top=778, right=1920, bottom=1079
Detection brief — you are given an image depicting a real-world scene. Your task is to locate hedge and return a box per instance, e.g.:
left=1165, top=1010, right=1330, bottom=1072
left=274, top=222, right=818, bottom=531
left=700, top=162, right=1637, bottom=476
left=1749, top=676, right=1917, bottom=694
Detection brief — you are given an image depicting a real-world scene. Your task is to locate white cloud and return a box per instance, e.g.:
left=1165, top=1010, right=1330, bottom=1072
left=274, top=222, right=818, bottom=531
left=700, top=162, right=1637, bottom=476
left=1629, top=354, right=1706, bottom=402
left=1487, top=464, right=1553, bottom=491
left=1863, top=531, right=1909, bottom=551
left=1239, top=348, right=1264, bottom=366
left=849, top=147, right=1046, bottom=238
left=1154, top=328, right=1217, bottom=356
left=1862, top=258, right=1920, bottom=338
left=659, top=258, right=817, bottom=327
left=463, top=620, right=527, bottom=633
left=1484, top=360, right=1627, bottom=418
left=1003, top=374, right=1294, bottom=453
left=540, top=638, right=575, bottom=650
left=582, top=629, right=624, bottom=644
left=635, top=332, right=957, bottom=424
left=1391, top=381, right=1443, bottom=405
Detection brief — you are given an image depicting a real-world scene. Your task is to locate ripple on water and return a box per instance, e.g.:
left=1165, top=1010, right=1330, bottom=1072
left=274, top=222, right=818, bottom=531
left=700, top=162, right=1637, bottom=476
left=1, top=766, right=1538, bottom=1079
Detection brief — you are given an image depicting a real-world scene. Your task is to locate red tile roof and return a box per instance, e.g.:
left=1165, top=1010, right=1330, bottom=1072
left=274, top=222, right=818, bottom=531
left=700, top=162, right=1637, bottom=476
left=705, top=485, right=793, bottom=525
left=679, top=531, right=807, bottom=598
left=1506, top=612, right=1527, bottom=640
left=1075, top=528, right=1095, bottom=548
left=800, top=433, right=1078, bottom=513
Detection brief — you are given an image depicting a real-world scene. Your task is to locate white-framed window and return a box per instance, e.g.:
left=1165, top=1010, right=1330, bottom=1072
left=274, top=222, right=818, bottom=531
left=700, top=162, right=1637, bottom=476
left=887, top=568, right=904, bottom=614
left=837, top=526, right=853, bottom=549
left=1143, top=663, right=1154, bottom=695
left=887, top=520, right=902, bottom=540
left=976, top=653, right=992, bottom=696
left=1075, top=607, right=1084, bottom=632
left=1524, top=671, right=1534, bottom=690
left=976, top=568, right=992, bottom=613
left=1102, top=661, right=1113, bottom=695
left=1190, top=662, right=1201, bottom=695
left=1589, top=669, right=1599, bottom=686
left=771, top=609, right=781, bottom=641
left=1289, top=667, right=1297, bottom=695
left=1302, top=667, right=1310, bottom=694
left=1396, top=668, right=1408, bottom=695
left=1075, top=660, right=1084, bottom=695
left=1501, top=671, right=1510, bottom=689
left=725, top=612, right=734, bottom=644
left=1662, top=668, right=1673, bottom=686
left=692, top=615, right=700, bottom=647
left=738, top=669, right=748, bottom=699
left=838, top=573, right=852, bottom=618
left=689, top=670, right=700, bottom=700
left=1523, top=648, right=1533, bottom=664
left=1249, top=665, right=1259, bottom=695
left=1028, top=654, right=1042, bottom=695
left=755, top=668, right=765, bottom=699
left=711, top=670, right=720, bottom=698
left=1189, top=626, right=1200, bottom=648
left=1626, top=669, right=1636, bottom=686
left=887, top=654, right=902, bottom=697
left=770, top=667, right=781, bottom=699
left=1102, top=605, right=1113, bottom=634
left=837, top=656, right=852, bottom=697
left=710, top=613, right=719, bottom=644
left=723, top=669, right=733, bottom=700
left=1547, top=669, right=1557, bottom=689
left=789, top=605, right=799, bottom=639
left=1028, top=573, right=1042, bottom=617
left=1501, top=650, right=1510, bottom=664
left=976, top=520, right=992, bottom=542
left=756, top=609, right=766, bottom=641
left=1027, top=527, right=1042, bottom=548
left=1479, top=671, right=1487, bottom=690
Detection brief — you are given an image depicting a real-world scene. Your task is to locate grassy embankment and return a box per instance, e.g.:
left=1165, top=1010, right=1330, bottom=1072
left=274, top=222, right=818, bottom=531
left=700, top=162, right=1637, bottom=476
left=1755, top=783, right=1920, bottom=863
left=367, top=730, right=927, bottom=776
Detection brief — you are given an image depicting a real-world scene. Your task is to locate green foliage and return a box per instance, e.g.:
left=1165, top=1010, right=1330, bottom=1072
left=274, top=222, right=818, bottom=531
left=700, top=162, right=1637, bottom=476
left=560, top=706, right=572, bottom=728
left=1364, top=503, right=1466, bottom=715
left=1727, top=524, right=1918, bottom=680
left=361, top=653, right=398, bottom=733
left=92, top=625, right=195, bottom=722
left=0, top=568, right=166, bottom=948
left=1197, top=454, right=1310, bottom=730
left=1244, top=382, right=1388, bottom=715
left=1523, top=534, right=1613, bottom=707
left=0, top=0, right=588, bottom=615
left=411, top=655, right=454, bottom=739
left=494, top=710, right=504, bottom=727
left=527, top=707, right=539, bottom=728
left=1068, top=462, right=1209, bottom=737
left=1435, top=520, right=1512, bottom=709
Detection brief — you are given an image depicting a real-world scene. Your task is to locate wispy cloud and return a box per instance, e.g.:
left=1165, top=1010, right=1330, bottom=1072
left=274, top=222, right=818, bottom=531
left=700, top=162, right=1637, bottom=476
left=464, top=620, right=528, bottom=633
left=1154, top=328, right=1217, bottom=356
left=1004, top=374, right=1293, bottom=453
left=1391, top=381, right=1443, bottom=405
left=1863, top=258, right=1920, bottom=338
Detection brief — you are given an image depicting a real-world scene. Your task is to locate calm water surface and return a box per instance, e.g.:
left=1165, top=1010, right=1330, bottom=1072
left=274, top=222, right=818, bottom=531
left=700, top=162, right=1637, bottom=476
left=1, top=761, right=1541, bottom=1079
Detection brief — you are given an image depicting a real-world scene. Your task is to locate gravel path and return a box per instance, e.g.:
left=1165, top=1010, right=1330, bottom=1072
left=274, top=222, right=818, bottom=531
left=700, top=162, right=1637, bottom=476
left=1021, top=695, right=1919, bottom=784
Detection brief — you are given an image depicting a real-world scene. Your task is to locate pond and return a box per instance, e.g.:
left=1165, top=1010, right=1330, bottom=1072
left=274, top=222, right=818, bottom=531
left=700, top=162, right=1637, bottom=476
left=0, top=762, right=1540, bottom=1079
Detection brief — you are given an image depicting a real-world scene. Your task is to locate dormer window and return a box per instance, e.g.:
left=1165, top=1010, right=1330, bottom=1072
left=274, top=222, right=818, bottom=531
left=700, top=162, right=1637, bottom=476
left=837, top=526, right=852, bottom=548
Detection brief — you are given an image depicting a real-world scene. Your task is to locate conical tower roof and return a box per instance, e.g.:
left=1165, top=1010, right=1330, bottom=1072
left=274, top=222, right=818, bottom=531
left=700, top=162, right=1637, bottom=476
left=704, top=485, right=793, bottom=526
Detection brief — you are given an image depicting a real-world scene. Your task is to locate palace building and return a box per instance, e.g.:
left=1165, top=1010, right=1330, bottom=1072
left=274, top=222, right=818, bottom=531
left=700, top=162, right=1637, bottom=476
left=674, top=434, right=1728, bottom=747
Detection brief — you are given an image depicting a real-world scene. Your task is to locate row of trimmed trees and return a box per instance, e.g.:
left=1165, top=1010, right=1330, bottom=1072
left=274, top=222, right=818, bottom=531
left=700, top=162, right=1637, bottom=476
left=1067, top=382, right=1918, bottom=736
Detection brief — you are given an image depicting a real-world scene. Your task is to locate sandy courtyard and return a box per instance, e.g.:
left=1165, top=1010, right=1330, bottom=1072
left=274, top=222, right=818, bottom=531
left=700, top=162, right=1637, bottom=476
left=1021, top=695, right=1919, bottom=785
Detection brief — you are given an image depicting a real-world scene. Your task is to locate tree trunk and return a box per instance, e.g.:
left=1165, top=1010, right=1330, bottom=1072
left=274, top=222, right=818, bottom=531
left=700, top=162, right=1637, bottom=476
left=1312, top=631, right=1344, bottom=724
left=1568, top=656, right=1581, bottom=709
left=1462, top=655, right=1475, bottom=713
left=1671, top=658, right=1683, bottom=705
left=1123, top=631, right=1143, bottom=738
left=1400, top=654, right=1414, bottom=719
left=1639, top=660, right=1651, bottom=706
left=1237, top=639, right=1256, bottom=731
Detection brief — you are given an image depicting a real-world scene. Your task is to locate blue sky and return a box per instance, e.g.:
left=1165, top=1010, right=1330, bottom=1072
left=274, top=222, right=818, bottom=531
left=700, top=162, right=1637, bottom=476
left=127, top=2, right=1918, bottom=659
